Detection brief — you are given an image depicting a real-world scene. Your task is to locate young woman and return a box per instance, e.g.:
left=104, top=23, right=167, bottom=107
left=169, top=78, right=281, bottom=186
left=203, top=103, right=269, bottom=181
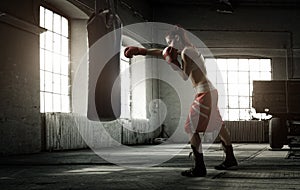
left=124, top=26, right=238, bottom=177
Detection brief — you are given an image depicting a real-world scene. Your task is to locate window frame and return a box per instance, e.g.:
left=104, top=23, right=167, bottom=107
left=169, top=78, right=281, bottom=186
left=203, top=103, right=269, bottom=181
left=120, top=36, right=148, bottom=120
left=120, top=45, right=132, bottom=119
left=39, top=6, right=71, bottom=113
left=205, top=57, right=272, bottom=121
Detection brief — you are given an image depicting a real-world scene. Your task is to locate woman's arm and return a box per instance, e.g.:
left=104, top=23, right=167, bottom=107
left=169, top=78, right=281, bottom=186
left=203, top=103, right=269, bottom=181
left=145, top=49, right=163, bottom=58
left=124, top=46, right=163, bottom=59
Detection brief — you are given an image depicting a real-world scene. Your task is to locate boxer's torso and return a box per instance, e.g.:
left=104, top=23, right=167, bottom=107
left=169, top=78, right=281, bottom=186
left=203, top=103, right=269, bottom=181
left=181, top=47, right=210, bottom=88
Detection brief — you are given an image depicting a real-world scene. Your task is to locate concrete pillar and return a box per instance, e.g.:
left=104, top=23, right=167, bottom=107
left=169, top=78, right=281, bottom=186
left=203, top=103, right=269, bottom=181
left=0, top=0, right=42, bottom=155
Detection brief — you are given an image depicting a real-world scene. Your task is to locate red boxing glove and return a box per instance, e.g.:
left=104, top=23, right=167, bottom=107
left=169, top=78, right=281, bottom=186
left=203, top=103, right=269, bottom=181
left=124, top=46, right=147, bottom=58
left=162, top=46, right=182, bottom=70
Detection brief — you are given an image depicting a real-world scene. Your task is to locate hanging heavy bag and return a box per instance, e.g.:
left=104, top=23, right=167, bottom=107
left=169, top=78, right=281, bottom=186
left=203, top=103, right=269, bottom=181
left=87, top=0, right=122, bottom=121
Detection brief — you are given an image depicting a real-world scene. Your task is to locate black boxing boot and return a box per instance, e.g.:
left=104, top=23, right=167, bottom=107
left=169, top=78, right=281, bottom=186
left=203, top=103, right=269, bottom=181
left=181, top=145, right=207, bottom=177
left=215, top=140, right=238, bottom=170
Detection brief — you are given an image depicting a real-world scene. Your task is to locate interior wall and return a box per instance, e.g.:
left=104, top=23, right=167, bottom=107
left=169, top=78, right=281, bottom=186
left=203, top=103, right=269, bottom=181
left=152, top=4, right=300, bottom=134
left=0, top=0, right=42, bottom=155
left=153, top=4, right=300, bottom=79
left=1, top=1, right=299, bottom=155
left=44, top=0, right=159, bottom=151
left=117, top=0, right=152, bottom=25
left=0, top=0, right=155, bottom=155
left=70, top=19, right=89, bottom=115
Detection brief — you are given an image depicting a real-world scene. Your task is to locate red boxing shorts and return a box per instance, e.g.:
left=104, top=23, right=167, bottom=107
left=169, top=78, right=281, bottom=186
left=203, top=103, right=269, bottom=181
left=184, top=89, right=223, bottom=134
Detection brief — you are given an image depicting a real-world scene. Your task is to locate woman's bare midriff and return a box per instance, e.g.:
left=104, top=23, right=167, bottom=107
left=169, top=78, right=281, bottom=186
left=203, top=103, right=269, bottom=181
left=190, top=67, right=208, bottom=88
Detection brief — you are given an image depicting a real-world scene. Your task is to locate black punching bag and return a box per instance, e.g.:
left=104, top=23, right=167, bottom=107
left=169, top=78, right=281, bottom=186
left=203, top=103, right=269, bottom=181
left=87, top=0, right=122, bottom=121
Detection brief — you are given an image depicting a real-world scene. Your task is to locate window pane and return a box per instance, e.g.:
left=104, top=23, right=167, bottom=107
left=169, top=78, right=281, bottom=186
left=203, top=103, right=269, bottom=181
left=228, top=71, right=238, bottom=83
left=53, top=13, right=61, bottom=34
left=40, top=33, right=45, bottom=48
left=40, top=49, right=45, bottom=70
left=217, top=83, right=227, bottom=96
left=53, top=94, right=61, bottom=112
left=40, top=70, right=45, bottom=91
left=228, top=109, right=239, bottom=121
left=228, top=59, right=238, bottom=70
left=53, top=74, right=61, bottom=94
left=239, top=96, right=250, bottom=108
left=120, top=61, right=129, bottom=73
left=40, top=92, right=45, bottom=113
left=250, top=71, right=260, bottom=81
left=132, top=81, right=147, bottom=119
left=53, top=33, right=61, bottom=53
left=238, top=71, right=249, bottom=84
left=229, top=96, right=239, bottom=108
left=218, top=95, right=228, bottom=108
left=53, top=54, right=61, bottom=74
left=228, top=84, right=239, bottom=95
left=240, top=109, right=251, bottom=120
left=45, top=92, right=53, bottom=112
left=238, top=59, right=249, bottom=71
left=249, top=59, right=260, bottom=71
left=61, top=37, right=69, bottom=56
left=217, top=59, right=227, bottom=70
left=62, top=17, right=68, bottom=37
left=217, top=71, right=227, bottom=84
left=40, top=7, right=45, bottom=27
left=260, top=72, right=271, bottom=80
left=260, top=59, right=271, bottom=71
left=61, top=95, right=70, bottom=112
left=45, top=31, right=53, bottom=51
left=44, top=71, right=52, bottom=92
left=44, top=50, right=52, bottom=72
left=238, top=84, right=249, bottom=96
left=120, top=61, right=131, bottom=119
left=44, top=9, right=53, bottom=30
left=250, top=84, right=253, bottom=95
left=220, top=108, right=229, bottom=121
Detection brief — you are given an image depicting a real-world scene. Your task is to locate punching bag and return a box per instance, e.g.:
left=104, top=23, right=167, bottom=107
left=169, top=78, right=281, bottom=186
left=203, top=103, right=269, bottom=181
left=87, top=0, right=122, bottom=121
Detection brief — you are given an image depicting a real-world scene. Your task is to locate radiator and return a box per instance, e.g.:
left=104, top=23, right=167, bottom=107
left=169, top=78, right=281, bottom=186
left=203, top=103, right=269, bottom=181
left=122, top=119, right=160, bottom=145
left=224, top=121, right=268, bottom=143
left=45, top=113, right=88, bottom=151
left=45, top=113, right=122, bottom=151
left=45, top=114, right=158, bottom=150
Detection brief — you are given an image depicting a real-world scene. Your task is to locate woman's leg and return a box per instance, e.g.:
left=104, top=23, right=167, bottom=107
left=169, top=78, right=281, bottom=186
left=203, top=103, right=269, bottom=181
left=215, top=124, right=238, bottom=170
left=218, top=123, right=232, bottom=145
left=181, top=133, right=207, bottom=177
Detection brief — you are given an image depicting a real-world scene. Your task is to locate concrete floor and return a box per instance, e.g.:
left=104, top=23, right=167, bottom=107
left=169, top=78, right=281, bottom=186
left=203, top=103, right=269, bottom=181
left=0, top=143, right=300, bottom=190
